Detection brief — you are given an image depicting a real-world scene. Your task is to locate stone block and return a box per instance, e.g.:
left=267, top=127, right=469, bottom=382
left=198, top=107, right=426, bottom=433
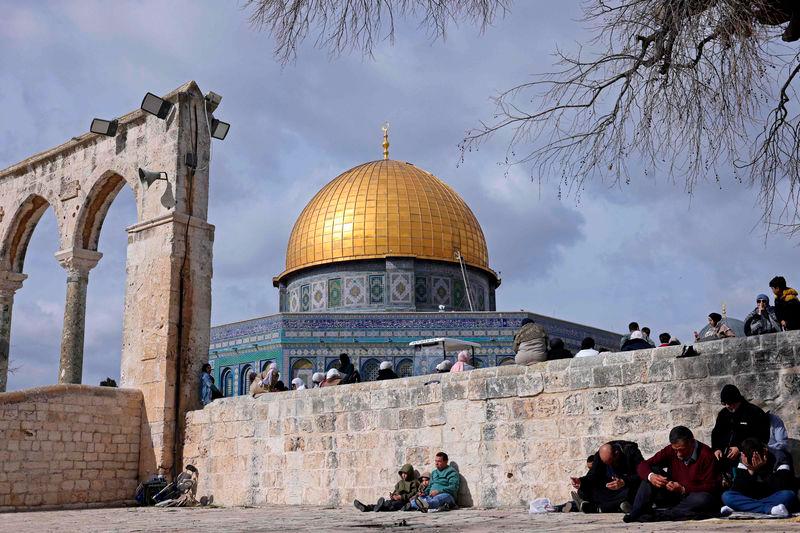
left=567, top=369, right=592, bottom=390
left=561, top=393, right=584, bottom=416
left=587, top=389, right=618, bottom=413
left=648, top=359, right=674, bottom=382
left=442, top=382, right=467, bottom=402
left=592, top=366, right=622, bottom=387
left=620, top=385, right=659, bottom=412
left=674, top=356, right=708, bottom=380
left=707, top=351, right=752, bottom=376
left=735, top=371, right=781, bottom=401
left=467, top=378, right=488, bottom=400
left=517, top=372, right=544, bottom=398
left=619, top=362, right=647, bottom=385
left=398, top=408, right=424, bottom=429
left=543, top=371, right=567, bottom=393
left=486, top=375, right=517, bottom=398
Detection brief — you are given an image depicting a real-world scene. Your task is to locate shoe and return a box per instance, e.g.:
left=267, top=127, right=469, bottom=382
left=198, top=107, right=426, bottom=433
left=579, top=501, right=597, bottom=513
left=414, top=496, right=429, bottom=513
left=560, top=501, right=574, bottom=513
left=353, top=499, right=368, bottom=512
left=440, top=502, right=452, bottom=512
left=622, top=514, right=634, bottom=523
left=374, top=497, right=385, bottom=512
left=719, top=505, right=733, bottom=517
left=770, top=504, right=789, bottom=517
left=401, top=503, right=412, bottom=511
left=619, top=501, right=632, bottom=514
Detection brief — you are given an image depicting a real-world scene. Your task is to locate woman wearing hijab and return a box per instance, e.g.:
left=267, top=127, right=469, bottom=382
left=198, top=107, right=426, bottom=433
left=311, top=372, right=325, bottom=388
left=377, top=361, right=399, bottom=380
left=291, top=377, right=306, bottom=390
left=250, top=361, right=279, bottom=396
left=450, top=350, right=475, bottom=372
left=338, top=353, right=361, bottom=384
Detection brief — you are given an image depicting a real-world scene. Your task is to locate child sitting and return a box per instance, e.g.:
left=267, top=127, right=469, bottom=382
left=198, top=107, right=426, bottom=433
left=353, top=464, right=419, bottom=512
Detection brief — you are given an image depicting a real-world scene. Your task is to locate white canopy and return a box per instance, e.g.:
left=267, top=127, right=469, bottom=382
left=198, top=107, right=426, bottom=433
left=408, top=337, right=481, bottom=351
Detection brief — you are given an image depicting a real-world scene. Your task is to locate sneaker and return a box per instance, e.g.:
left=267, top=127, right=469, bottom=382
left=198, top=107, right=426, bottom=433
left=353, top=499, right=368, bottom=512
left=401, top=503, right=412, bottom=511
left=414, top=496, right=429, bottom=513
left=770, top=504, right=789, bottom=517
left=374, top=497, right=385, bottom=512
left=619, top=501, right=632, bottom=514
left=440, top=502, right=452, bottom=512
left=622, top=514, right=634, bottom=523
left=560, top=501, right=574, bottom=513
left=719, top=505, right=733, bottom=517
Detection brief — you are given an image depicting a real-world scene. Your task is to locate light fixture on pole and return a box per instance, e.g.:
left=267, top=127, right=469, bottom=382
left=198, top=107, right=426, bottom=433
left=210, top=118, right=230, bottom=140
left=138, top=167, right=169, bottom=188
left=140, top=92, right=174, bottom=119
left=90, top=118, right=118, bottom=137
left=204, top=91, right=222, bottom=113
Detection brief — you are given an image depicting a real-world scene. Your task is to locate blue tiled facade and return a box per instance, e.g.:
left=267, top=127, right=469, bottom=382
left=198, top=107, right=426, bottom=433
left=208, top=311, right=621, bottom=394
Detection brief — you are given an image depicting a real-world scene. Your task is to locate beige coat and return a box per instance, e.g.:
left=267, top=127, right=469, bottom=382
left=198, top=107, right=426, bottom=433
left=513, top=322, right=548, bottom=365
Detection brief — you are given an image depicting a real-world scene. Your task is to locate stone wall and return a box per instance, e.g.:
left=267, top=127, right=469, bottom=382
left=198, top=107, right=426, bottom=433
left=184, top=331, right=800, bottom=508
left=0, top=385, right=142, bottom=511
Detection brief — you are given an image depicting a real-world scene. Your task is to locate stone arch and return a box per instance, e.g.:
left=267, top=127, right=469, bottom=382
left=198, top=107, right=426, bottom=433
left=74, top=171, right=137, bottom=252
left=360, top=358, right=381, bottom=381
left=220, top=367, right=234, bottom=397
left=291, top=358, right=313, bottom=387
left=1, top=193, right=53, bottom=273
left=239, top=364, right=254, bottom=395
left=396, top=358, right=414, bottom=377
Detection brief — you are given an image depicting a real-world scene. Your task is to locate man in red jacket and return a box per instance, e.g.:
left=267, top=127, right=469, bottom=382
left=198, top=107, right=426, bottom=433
left=623, top=426, right=720, bottom=522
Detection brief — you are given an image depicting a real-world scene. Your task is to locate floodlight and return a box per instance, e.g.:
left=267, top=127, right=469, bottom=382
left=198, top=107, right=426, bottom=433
left=210, top=118, right=230, bottom=140
left=140, top=92, right=174, bottom=119
left=138, top=167, right=169, bottom=188
left=204, top=91, right=222, bottom=113
left=90, top=118, right=118, bottom=137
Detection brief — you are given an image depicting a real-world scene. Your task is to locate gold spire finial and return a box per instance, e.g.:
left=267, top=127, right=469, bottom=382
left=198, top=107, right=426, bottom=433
left=382, top=122, right=390, bottom=160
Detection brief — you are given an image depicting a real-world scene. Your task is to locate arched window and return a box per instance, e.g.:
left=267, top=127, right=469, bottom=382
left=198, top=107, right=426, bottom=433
left=240, top=365, right=254, bottom=395
left=261, top=359, right=276, bottom=372
left=292, top=358, right=314, bottom=388
left=396, top=358, right=414, bottom=378
left=326, top=359, right=341, bottom=372
left=498, top=357, right=515, bottom=366
left=221, top=368, right=234, bottom=397
left=361, top=358, right=381, bottom=382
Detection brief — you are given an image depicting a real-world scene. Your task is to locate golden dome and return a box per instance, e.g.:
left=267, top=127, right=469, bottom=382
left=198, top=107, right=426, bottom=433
left=275, top=159, right=495, bottom=283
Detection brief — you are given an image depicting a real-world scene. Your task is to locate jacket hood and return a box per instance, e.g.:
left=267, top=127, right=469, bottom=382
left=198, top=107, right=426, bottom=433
left=398, top=464, right=415, bottom=478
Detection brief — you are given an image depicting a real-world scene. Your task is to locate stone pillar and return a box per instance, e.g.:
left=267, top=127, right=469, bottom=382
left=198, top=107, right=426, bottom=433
left=55, top=247, right=102, bottom=384
left=0, top=271, right=27, bottom=392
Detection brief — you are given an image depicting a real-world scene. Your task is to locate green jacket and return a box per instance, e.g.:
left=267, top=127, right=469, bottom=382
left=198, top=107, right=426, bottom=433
left=430, top=465, right=460, bottom=497
left=392, top=464, right=419, bottom=502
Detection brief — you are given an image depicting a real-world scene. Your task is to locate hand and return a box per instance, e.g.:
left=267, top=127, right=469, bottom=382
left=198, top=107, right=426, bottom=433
left=749, top=451, right=765, bottom=471
left=648, top=473, right=668, bottom=488
left=570, top=477, right=581, bottom=490
left=391, top=494, right=403, bottom=501
left=429, top=490, right=440, bottom=497
left=714, top=449, right=723, bottom=460
left=780, top=320, right=787, bottom=330
left=665, top=481, right=685, bottom=494
left=726, top=446, right=740, bottom=460
left=605, top=477, right=625, bottom=491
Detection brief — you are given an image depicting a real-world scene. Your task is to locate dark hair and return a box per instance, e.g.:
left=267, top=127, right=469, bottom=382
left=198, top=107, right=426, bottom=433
left=769, top=276, right=787, bottom=290
left=550, top=338, right=565, bottom=349
left=276, top=380, right=288, bottom=391
left=185, top=464, right=198, bottom=473
left=586, top=455, right=595, bottom=463
left=708, top=312, right=722, bottom=324
left=668, top=426, right=694, bottom=444
left=628, top=322, right=639, bottom=332
left=202, top=363, right=212, bottom=372
left=740, top=437, right=766, bottom=463
left=720, top=384, right=743, bottom=404
left=641, top=327, right=650, bottom=335
left=581, top=337, right=595, bottom=350
left=597, top=347, right=609, bottom=353
left=248, top=372, right=257, bottom=384
left=520, top=318, right=534, bottom=327
left=659, top=333, right=671, bottom=344
left=435, top=451, right=449, bottom=462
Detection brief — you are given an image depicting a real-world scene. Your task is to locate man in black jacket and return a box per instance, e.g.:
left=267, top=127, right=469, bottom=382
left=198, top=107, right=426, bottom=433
left=571, top=440, right=644, bottom=513
left=721, top=438, right=797, bottom=517
left=711, top=385, right=770, bottom=471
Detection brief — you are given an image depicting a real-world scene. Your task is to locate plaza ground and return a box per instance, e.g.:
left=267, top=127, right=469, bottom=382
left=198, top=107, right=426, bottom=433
left=2, top=505, right=798, bottom=532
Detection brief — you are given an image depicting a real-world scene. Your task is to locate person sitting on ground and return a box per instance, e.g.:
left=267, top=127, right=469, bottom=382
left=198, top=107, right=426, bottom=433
left=290, top=377, right=306, bottom=390
left=338, top=353, right=361, bottom=384
left=767, top=411, right=789, bottom=455
left=416, top=472, right=431, bottom=498
left=619, top=322, right=640, bottom=350
left=744, top=294, right=781, bottom=337
left=624, top=426, right=719, bottom=523
left=694, top=312, right=736, bottom=342
left=354, top=464, right=419, bottom=512
left=377, top=361, right=398, bottom=380
left=574, top=337, right=599, bottom=358
left=711, top=384, right=770, bottom=473
left=435, top=360, right=452, bottom=373
left=546, top=338, right=573, bottom=360
left=658, top=333, right=671, bottom=347
left=250, top=362, right=279, bottom=396
left=409, top=452, right=460, bottom=513
left=641, top=327, right=656, bottom=347
left=451, top=350, right=476, bottom=372
left=320, top=368, right=343, bottom=387
left=621, top=331, right=652, bottom=352
left=311, top=372, right=325, bottom=388
left=571, top=441, right=644, bottom=514
left=769, top=276, right=800, bottom=330
left=513, top=318, right=548, bottom=365
left=720, top=438, right=798, bottom=517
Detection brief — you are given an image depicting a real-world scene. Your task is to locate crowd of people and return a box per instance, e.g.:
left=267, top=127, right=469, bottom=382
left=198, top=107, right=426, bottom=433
left=560, top=384, right=797, bottom=522
left=513, top=275, right=800, bottom=365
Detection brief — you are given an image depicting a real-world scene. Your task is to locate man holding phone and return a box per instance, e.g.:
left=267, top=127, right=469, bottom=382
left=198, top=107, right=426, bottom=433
left=624, top=426, right=719, bottom=522
left=571, top=441, right=644, bottom=513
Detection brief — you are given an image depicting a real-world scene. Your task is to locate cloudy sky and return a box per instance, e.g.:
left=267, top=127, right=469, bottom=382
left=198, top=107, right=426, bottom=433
left=1, top=1, right=796, bottom=390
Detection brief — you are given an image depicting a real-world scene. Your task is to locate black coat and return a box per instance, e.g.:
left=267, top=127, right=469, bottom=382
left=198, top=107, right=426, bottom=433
left=774, top=293, right=800, bottom=331
left=581, top=440, right=644, bottom=489
left=620, top=338, right=652, bottom=352
left=377, top=368, right=398, bottom=380
left=711, top=400, right=770, bottom=452
left=730, top=450, right=796, bottom=499
left=546, top=347, right=573, bottom=360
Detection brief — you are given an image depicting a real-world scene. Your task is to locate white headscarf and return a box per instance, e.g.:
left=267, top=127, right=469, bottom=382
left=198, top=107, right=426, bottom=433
left=311, top=372, right=325, bottom=387
left=379, top=361, right=392, bottom=370
left=261, top=361, right=278, bottom=388
left=291, top=377, right=306, bottom=390
left=326, top=368, right=342, bottom=380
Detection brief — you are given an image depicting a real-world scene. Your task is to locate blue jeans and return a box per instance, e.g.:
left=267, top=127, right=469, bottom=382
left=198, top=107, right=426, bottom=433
left=722, top=490, right=797, bottom=514
left=411, top=493, right=456, bottom=510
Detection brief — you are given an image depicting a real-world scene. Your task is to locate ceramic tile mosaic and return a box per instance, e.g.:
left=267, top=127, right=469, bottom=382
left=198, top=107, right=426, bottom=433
left=369, top=275, right=384, bottom=304
left=301, top=285, right=311, bottom=312
left=328, top=278, right=342, bottom=308
left=344, top=276, right=367, bottom=307
left=415, top=276, right=428, bottom=304
left=389, top=272, right=412, bottom=303
left=311, top=281, right=326, bottom=310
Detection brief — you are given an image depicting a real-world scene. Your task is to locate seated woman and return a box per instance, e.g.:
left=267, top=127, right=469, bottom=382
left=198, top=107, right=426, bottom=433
left=694, top=313, right=736, bottom=342
left=250, top=362, right=279, bottom=396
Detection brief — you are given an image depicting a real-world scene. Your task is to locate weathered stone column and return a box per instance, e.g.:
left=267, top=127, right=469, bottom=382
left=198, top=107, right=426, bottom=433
left=55, top=247, right=102, bottom=384
left=0, top=271, right=27, bottom=392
